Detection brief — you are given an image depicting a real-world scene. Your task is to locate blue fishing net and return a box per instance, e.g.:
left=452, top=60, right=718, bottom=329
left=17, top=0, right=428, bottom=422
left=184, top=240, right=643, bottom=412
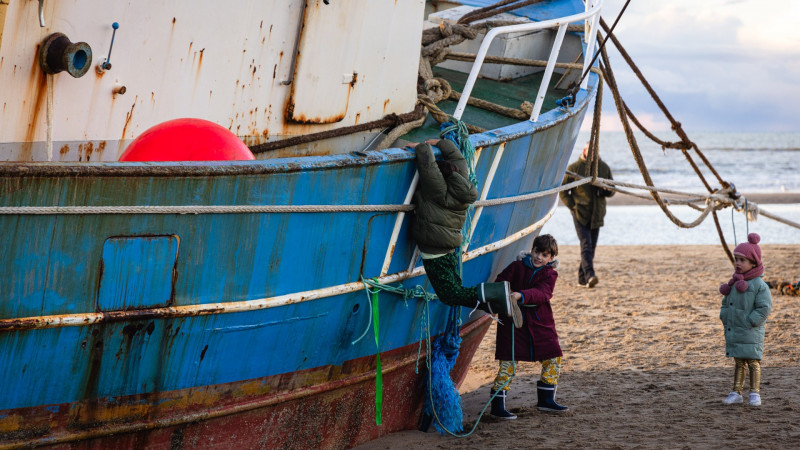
left=424, top=306, right=463, bottom=434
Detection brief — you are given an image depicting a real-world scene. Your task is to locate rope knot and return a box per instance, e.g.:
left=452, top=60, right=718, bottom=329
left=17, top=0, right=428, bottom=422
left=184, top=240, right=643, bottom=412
left=519, top=101, right=534, bottom=115
left=438, top=21, right=453, bottom=37
left=454, top=24, right=479, bottom=40
left=423, top=77, right=452, bottom=103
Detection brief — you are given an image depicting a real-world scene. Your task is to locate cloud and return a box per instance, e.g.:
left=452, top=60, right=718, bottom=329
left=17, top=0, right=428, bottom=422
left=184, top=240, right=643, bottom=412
left=595, top=0, right=800, bottom=131
left=581, top=109, right=671, bottom=133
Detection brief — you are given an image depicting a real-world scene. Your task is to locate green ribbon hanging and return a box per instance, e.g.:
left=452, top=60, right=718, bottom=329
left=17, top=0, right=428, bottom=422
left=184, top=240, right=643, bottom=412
left=370, top=283, right=383, bottom=425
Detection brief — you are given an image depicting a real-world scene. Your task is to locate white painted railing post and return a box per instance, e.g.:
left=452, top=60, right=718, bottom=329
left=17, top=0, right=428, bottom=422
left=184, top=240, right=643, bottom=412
left=529, top=23, right=567, bottom=122
left=450, top=1, right=603, bottom=122
left=463, top=143, right=505, bottom=253
left=380, top=172, right=419, bottom=276
left=582, top=0, right=600, bottom=90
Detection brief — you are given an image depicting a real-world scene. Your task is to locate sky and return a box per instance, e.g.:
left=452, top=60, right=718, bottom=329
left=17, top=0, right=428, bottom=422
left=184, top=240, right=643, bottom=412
left=585, top=0, right=800, bottom=133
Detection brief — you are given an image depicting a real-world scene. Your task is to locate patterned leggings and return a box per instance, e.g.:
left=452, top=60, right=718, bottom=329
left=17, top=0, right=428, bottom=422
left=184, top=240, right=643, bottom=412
left=492, top=357, right=562, bottom=391
left=732, top=358, right=762, bottom=394
left=422, top=253, right=479, bottom=308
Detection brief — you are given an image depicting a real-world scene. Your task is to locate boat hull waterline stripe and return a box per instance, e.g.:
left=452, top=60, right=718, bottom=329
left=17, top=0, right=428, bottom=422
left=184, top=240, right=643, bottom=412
left=0, top=205, right=560, bottom=331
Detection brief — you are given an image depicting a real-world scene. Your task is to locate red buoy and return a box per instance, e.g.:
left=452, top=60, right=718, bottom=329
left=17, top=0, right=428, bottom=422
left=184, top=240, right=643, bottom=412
left=119, top=118, right=255, bottom=161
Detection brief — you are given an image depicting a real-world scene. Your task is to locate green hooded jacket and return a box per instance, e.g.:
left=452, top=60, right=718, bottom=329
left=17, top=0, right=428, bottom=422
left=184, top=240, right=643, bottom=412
left=559, top=157, right=614, bottom=229
left=719, top=276, right=772, bottom=360
left=411, top=139, right=478, bottom=254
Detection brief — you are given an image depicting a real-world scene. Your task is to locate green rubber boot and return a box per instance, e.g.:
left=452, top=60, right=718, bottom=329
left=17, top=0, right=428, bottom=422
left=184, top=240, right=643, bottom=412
left=478, top=281, right=522, bottom=328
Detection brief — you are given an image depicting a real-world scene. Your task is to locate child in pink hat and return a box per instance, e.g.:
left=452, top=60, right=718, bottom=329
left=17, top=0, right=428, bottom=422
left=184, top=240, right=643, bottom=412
left=718, top=233, right=773, bottom=406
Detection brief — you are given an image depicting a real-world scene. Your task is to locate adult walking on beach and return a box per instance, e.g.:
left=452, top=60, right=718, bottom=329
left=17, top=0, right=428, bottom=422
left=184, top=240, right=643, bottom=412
left=559, top=142, right=614, bottom=288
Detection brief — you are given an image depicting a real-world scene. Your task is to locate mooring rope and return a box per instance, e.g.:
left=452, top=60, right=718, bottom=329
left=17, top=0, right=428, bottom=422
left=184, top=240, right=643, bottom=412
left=584, top=176, right=800, bottom=232
left=0, top=177, right=582, bottom=215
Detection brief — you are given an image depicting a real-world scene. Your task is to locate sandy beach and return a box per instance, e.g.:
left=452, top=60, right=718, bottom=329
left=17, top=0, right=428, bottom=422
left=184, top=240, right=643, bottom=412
left=359, top=244, right=800, bottom=449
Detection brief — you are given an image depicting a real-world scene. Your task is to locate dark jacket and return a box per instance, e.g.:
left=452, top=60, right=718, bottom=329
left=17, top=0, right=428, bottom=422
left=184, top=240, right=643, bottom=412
left=719, top=276, right=772, bottom=360
left=559, top=157, right=614, bottom=229
left=411, top=139, right=478, bottom=254
left=494, top=254, right=562, bottom=362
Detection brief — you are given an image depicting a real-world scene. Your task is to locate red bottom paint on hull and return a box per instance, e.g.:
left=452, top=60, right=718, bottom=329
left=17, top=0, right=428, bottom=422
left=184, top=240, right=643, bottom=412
left=0, top=315, right=491, bottom=449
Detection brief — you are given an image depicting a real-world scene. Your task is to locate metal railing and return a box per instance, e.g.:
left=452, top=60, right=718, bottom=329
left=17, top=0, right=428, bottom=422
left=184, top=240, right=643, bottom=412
left=453, top=0, right=603, bottom=122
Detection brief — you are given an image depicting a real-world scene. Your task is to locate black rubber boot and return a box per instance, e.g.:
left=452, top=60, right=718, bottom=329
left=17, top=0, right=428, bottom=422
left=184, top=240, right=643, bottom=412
left=490, top=389, right=517, bottom=420
left=478, top=281, right=522, bottom=328
left=537, top=380, right=568, bottom=412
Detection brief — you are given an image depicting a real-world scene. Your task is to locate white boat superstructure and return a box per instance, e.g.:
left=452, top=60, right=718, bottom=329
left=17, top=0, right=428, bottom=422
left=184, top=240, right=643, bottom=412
left=0, top=0, right=423, bottom=161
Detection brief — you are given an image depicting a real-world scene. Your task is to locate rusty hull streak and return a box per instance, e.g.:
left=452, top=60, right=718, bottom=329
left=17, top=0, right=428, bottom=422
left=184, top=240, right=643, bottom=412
left=121, top=97, right=137, bottom=140
left=285, top=106, right=347, bottom=125
left=0, top=90, right=588, bottom=177
left=22, top=46, right=47, bottom=161
left=284, top=72, right=354, bottom=124
left=283, top=3, right=350, bottom=125
left=0, top=316, right=491, bottom=449
left=195, top=48, right=204, bottom=84
left=0, top=306, right=225, bottom=332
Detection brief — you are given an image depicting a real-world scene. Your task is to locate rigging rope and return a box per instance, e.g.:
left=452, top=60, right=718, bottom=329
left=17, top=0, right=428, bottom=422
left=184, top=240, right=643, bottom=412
left=568, top=0, right=631, bottom=101
left=593, top=21, right=756, bottom=263
left=457, top=0, right=545, bottom=25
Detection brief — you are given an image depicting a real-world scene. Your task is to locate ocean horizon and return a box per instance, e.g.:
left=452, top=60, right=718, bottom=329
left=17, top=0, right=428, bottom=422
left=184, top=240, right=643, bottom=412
left=538, top=131, right=800, bottom=245
left=540, top=203, right=800, bottom=246
left=570, top=130, right=800, bottom=194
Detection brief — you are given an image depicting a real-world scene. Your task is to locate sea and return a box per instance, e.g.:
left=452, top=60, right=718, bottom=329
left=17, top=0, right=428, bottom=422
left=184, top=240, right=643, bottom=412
left=538, top=131, right=800, bottom=245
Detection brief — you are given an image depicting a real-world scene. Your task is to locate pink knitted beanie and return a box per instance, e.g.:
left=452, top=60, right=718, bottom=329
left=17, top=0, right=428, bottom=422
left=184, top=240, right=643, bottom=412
left=733, top=233, right=762, bottom=267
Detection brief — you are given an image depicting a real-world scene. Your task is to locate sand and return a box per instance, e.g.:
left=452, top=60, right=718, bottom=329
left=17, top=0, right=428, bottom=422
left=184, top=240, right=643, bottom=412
left=359, top=244, right=800, bottom=449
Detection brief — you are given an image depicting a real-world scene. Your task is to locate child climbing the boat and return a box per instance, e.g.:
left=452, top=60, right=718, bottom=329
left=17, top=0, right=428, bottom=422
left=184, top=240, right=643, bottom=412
left=409, top=138, right=522, bottom=328
left=490, top=234, right=567, bottom=419
left=719, top=233, right=772, bottom=407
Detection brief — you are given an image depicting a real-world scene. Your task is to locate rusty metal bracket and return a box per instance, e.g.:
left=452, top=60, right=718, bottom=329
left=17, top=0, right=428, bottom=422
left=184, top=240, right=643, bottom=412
left=280, top=0, right=307, bottom=86
left=38, top=0, right=45, bottom=26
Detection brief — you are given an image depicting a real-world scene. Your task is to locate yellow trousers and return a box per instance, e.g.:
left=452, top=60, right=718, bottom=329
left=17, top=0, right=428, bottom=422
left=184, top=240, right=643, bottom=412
left=493, top=357, right=562, bottom=391
left=732, top=358, right=761, bottom=394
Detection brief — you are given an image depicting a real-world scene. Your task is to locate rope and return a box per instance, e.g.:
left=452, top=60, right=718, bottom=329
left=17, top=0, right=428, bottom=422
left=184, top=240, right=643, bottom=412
left=457, top=0, right=545, bottom=25
left=477, top=177, right=591, bottom=207
left=595, top=23, right=763, bottom=263
left=569, top=0, right=631, bottom=99
left=598, top=47, right=727, bottom=233
left=5, top=175, right=795, bottom=234
left=248, top=105, right=426, bottom=155
left=0, top=174, right=590, bottom=216
left=583, top=175, right=800, bottom=232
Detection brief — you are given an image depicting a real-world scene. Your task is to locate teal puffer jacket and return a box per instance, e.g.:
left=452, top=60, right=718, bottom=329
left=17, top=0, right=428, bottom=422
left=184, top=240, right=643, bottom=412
left=411, top=140, right=478, bottom=254
left=719, top=276, right=772, bottom=360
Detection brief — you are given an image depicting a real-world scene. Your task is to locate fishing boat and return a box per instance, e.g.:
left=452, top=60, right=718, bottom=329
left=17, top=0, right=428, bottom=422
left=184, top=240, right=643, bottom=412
left=0, top=0, right=602, bottom=447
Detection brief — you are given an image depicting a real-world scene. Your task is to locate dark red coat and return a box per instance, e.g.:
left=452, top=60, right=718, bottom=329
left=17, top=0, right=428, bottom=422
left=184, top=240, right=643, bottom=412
left=494, top=256, right=562, bottom=362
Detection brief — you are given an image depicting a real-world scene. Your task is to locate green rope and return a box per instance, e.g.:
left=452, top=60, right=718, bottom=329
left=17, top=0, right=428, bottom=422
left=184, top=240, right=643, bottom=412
left=357, top=277, right=440, bottom=426
left=440, top=117, right=478, bottom=186
left=359, top=116, right=517, bottom=435
left=369, top=282, right=383, bottom=426
left=360, top=273, right=518, bottom=437
left=440, top=116, right=479, bottom=275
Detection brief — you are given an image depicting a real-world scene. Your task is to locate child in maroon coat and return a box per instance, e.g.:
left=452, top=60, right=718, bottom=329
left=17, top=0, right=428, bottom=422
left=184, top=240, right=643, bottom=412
left=489, top=234, right=568, bottom=419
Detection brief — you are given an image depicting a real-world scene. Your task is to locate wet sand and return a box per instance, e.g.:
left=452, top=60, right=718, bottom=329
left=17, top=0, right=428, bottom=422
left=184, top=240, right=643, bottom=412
left=359, top=244, right=800, bottom=449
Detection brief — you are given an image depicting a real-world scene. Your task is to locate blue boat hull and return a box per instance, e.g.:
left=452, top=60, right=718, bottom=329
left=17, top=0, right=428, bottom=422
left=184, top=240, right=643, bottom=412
left=0, top=76, right=595, bottom=447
